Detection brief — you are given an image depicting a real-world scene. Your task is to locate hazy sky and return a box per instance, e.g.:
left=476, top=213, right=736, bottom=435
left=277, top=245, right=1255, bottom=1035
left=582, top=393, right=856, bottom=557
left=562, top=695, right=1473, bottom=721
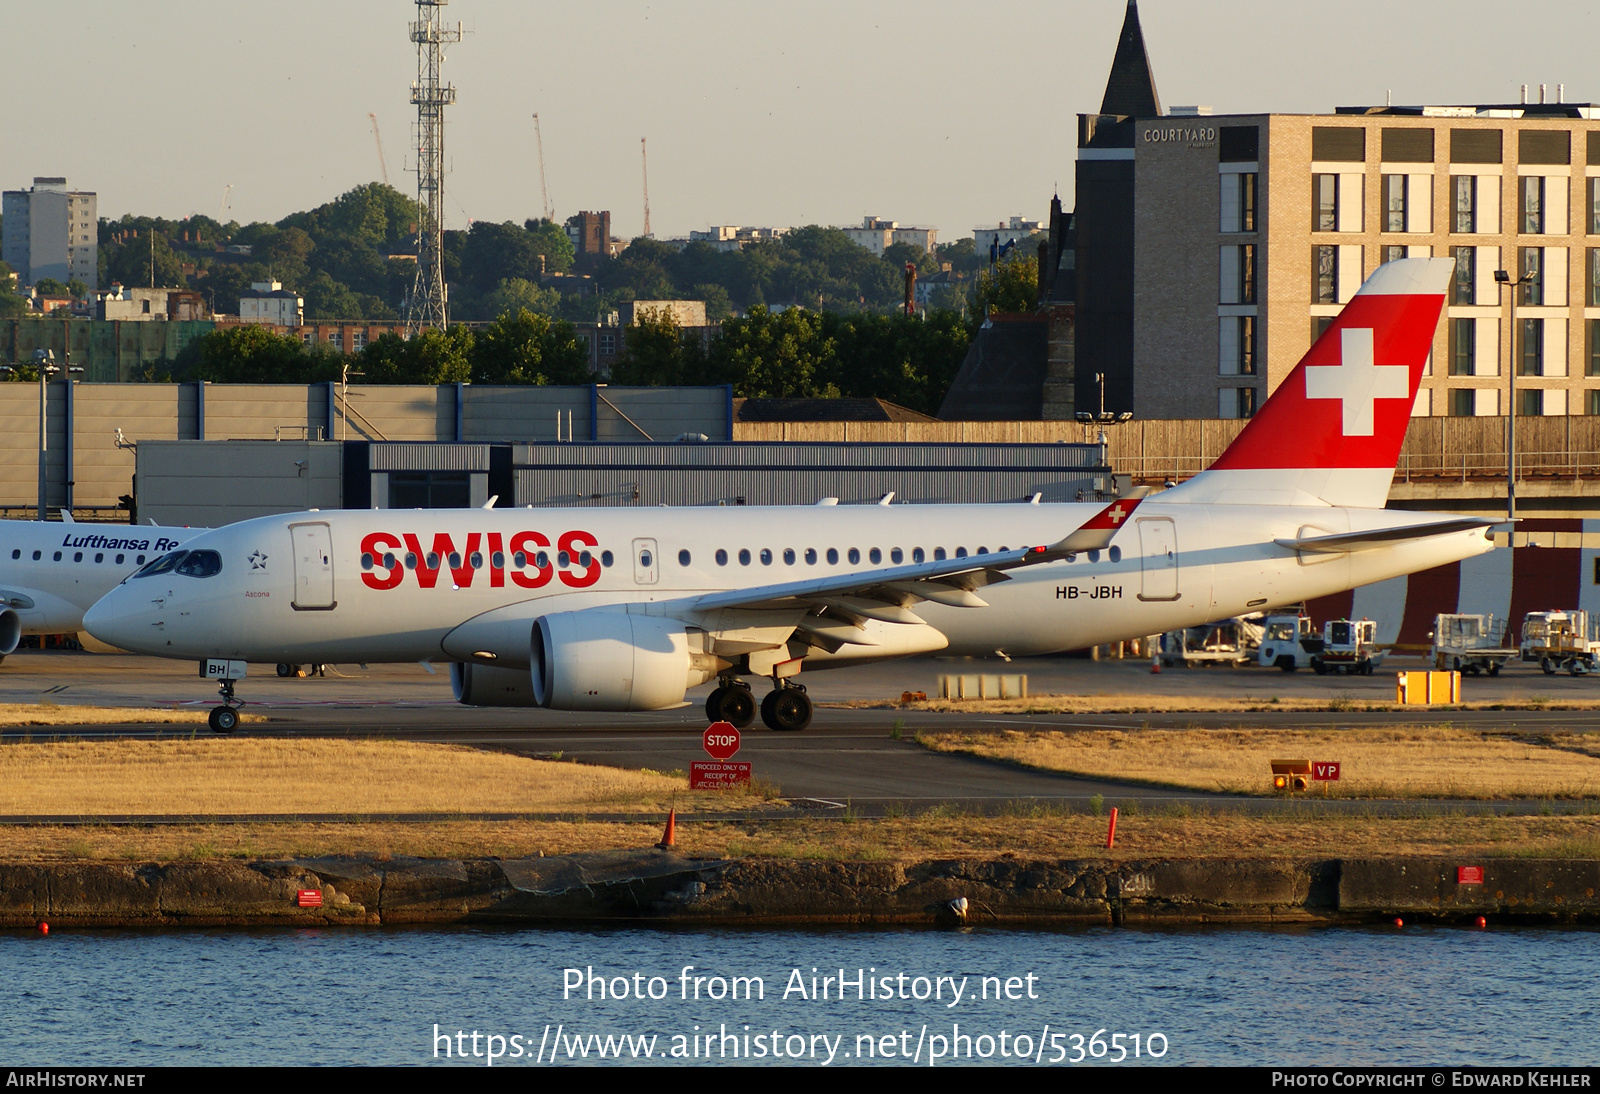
left=4, top=1, right=1596, bottom=241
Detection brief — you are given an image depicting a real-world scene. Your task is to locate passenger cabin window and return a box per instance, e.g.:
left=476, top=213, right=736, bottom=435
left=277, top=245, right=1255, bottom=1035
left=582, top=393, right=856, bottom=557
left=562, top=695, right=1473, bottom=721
left=847, top=548, right=860, bottom=564
left=679, top=549, right=691, bottom=566
left=601, top=550, right=615, bottom=567
left=715, top=549, right=728, bottom=566
left=9, top=550, right=16, bottom=560
left=783, top=548, right=795, bottom=565
left=804, top=548, right=817, bottom=565
left=738, top=549, right=751, bottom=566
left=826, top=548, right=838, bottom=564
left=869, top=548, right=881, bottom=564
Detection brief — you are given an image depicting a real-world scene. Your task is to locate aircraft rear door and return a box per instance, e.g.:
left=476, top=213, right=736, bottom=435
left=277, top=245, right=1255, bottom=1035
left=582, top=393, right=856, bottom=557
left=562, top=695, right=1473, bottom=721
left=290, top=522, right=336, bottom=610
left=632, top=538, right=659, bottom=585
left=1137, top=517, right=1179, bottom=602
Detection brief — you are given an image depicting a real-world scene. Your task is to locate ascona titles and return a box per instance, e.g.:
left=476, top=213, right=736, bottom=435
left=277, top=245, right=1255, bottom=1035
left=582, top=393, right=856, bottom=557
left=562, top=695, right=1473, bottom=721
left=359, top=529, right=602, bottom=591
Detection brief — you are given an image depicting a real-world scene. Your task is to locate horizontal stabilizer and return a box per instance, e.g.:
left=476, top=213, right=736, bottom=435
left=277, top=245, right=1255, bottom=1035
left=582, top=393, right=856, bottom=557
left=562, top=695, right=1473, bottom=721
left=1274, top=517, right=1495, bottom=554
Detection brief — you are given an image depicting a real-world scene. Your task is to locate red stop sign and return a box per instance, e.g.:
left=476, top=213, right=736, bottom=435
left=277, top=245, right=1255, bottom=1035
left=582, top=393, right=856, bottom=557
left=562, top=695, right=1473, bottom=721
left=703, top=721, right=741, bottom=760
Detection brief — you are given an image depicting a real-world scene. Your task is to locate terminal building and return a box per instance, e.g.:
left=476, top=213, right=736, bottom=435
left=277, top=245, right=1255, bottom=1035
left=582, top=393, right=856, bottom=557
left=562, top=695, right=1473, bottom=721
left=1072, top=1, right=1600, bottom=421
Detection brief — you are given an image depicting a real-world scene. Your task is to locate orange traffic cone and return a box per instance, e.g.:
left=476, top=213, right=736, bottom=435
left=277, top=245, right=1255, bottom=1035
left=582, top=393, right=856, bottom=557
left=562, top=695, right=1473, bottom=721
left=657, top=809, right=676, bottom=849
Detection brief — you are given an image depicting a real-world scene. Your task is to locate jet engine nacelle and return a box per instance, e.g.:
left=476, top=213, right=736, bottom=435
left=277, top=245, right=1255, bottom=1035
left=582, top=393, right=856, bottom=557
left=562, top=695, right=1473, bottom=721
left=533, top=610, right=721, bottom=711
left=0, top=609, right=19, bottom=657
left=450, top=661, right=541, bottom=708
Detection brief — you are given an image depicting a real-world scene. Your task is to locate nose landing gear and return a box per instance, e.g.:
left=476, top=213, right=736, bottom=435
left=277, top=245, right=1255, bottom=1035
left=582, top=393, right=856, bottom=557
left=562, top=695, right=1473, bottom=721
left=208, top=677, right=241, bottom=734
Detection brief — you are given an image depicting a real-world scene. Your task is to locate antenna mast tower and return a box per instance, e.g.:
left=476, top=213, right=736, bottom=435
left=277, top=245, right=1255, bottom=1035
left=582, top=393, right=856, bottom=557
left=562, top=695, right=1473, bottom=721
left=533, top=114, right=553, bottom=222
left=640, top=137, right=652, bottom=239
left=406, top=0, right=461, bottom=335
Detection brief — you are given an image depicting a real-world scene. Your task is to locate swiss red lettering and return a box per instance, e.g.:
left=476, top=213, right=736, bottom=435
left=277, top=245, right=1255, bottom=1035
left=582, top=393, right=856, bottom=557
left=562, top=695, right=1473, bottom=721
left=559, top=530, right=600, bottom=588
left=360, top=532, right=404, bottom=590
left=399, top=532, right=481, bottom=589
left=487, top=532, right=505, bottom=589
left=509, top=531, right=553, bottom=589
left=368, top=528, right=597, bottom=590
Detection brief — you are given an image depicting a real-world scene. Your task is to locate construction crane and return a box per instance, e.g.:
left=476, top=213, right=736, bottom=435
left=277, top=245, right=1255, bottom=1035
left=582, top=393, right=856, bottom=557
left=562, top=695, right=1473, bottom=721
left=640, top=137, right=652, bottom=239
left=368, top=112, right=391, bottom=186
left=532, top=113, right=553, bottom=222
left=215, top=183, right=233, bottom=221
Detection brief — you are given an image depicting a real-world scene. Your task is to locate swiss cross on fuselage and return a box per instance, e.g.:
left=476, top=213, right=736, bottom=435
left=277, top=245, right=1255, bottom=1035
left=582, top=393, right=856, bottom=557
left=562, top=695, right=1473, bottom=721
left=1303, top=326, right=1410, bottom=437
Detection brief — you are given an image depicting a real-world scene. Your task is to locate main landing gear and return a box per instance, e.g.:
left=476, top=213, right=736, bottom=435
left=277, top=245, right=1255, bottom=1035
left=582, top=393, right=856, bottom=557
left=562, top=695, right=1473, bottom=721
left=209, top=678, right=241, bottom=734
left=760, top=682, right=813, bottom=732
left=706, top=676, right=814, bottom=731
left=705, top=679, right=756, bottom=728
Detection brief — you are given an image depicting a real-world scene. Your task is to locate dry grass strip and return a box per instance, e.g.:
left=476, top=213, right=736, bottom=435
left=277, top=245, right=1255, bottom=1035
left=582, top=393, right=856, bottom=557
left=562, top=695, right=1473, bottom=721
left=0, top=704, right=256, bottom=726
left=919, top=726, right=1600, bottom=799
left=839, top=696, right=1600, bottom=714
left=0, top=737, right=762, bottom=815
left=5, top=812, right=1600, bottom=863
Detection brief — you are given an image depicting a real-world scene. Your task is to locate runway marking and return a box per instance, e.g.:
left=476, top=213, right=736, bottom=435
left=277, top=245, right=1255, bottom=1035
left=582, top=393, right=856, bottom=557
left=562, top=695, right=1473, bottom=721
left=41, top=685, right=70, bottom=694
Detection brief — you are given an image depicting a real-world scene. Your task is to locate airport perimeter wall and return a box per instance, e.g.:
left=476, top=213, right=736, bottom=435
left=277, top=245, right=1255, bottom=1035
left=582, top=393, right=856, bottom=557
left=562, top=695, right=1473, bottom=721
left=5, top=851, right=1597, bottom=927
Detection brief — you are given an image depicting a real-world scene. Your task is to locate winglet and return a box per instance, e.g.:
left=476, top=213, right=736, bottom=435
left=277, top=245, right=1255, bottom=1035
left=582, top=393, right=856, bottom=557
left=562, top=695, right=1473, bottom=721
left=1043, top=488, right=1150, bottom=557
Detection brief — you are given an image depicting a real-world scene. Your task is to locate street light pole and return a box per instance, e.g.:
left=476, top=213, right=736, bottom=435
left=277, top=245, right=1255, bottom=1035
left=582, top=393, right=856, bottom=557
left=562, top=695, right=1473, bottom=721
left=1494, top=267, right=1534, bottom=530
left=32, top=349, right=52, bottom=522
left=20, top=349, right=83, bottom=520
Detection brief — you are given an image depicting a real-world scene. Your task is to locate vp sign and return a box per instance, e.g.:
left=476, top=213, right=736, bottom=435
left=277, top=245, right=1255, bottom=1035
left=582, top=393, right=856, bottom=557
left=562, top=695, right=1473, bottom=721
left=703, top=722, right=741, bottom=760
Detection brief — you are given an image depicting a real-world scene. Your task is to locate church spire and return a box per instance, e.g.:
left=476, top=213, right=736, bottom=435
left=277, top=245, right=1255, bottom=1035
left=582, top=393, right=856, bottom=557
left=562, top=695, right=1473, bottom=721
left=1098, top=0, right=1162, bottom=118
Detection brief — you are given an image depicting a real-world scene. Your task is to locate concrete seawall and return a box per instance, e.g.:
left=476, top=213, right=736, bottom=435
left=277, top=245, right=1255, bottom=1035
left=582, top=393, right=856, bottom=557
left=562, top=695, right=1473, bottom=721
left=3, top=853, right=1599, bottom=928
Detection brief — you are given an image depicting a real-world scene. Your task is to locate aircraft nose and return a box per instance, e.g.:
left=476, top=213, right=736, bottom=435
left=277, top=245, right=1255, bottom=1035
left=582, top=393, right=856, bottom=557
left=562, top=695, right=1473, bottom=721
left=83, top=588, right=158, bottom=653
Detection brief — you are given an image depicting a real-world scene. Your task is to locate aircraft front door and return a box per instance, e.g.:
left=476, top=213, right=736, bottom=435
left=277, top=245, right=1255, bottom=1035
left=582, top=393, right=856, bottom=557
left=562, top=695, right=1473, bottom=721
left=290, top=522, right=336, bottom=610
left=1137, top=517, right=1179, bottom=602
left=632, top=537, right=659, bottom=585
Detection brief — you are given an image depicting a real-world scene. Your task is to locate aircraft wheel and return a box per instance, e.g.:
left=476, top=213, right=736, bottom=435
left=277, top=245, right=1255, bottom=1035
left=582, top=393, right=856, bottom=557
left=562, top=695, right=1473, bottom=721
left=705, top=687, right=726, bottom=723
left=1542, top=658, right=1557, bottom=675
left=713, top=684, right=756, bottom=729
left=209, top=706, right=239, bottom=734
left=768, top=688, right=813, bottom=732
left=276, top=663, right=295, bottom=678
left=759, top=688, right=780, bottom=729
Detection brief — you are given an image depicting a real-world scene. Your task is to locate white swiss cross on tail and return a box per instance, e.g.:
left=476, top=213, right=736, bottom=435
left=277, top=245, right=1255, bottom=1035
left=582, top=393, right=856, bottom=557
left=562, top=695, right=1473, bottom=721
left=1303, top=327, right=1410, bottom=437
left=1163, top=256, right=1453, bottom=509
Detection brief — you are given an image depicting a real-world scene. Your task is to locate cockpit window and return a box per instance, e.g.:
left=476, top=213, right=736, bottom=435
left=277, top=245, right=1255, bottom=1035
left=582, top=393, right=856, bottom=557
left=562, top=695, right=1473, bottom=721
left=174, top=550, right=223, bottom=578
left=132, top=551, right=187, bottom=578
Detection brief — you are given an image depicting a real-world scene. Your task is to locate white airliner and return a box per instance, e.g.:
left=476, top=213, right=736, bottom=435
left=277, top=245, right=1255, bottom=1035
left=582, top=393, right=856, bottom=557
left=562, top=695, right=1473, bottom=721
left=0, top=516, right=198, bottom=661
left=86, top=258, right=1494, bottom=733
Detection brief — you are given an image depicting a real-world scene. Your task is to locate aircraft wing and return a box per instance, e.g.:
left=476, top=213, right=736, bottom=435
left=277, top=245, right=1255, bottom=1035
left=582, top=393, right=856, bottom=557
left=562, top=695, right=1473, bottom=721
left=674, top=494, right=1146, bottom=645
left=1273, top=517, right=1495, bottom=555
